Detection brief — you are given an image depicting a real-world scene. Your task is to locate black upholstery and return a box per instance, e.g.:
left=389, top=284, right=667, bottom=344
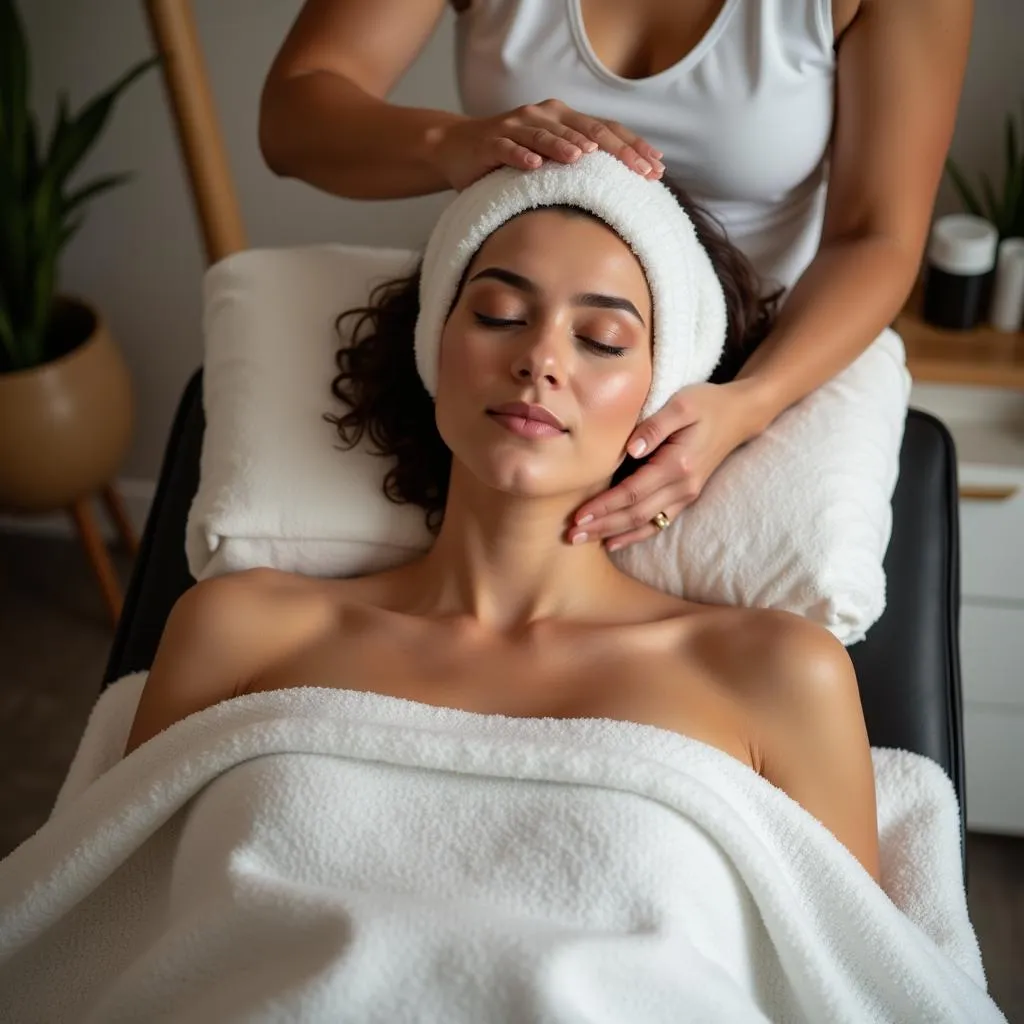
left=848, top=412, right=965, bottom=808
left=103, top=372, right=966, bottom=863
left=104, top=369, right=205, bottom=686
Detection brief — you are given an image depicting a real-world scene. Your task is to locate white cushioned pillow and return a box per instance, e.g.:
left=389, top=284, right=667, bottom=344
left=187, top=244, right=911, bottom=645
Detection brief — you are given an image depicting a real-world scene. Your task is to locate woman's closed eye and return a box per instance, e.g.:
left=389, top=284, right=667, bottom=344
left=473, top=312, right=627, bottom=357
left=474, top=312, right=525, bottom=329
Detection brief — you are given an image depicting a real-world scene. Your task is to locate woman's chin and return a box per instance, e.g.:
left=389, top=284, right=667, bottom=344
left=465, top=450, right=614, bottom=502
left=485, top=463, right=567, bottom=497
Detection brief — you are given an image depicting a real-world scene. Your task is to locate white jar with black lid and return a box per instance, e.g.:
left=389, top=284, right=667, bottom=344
left=922, top=214, right=1000, bottom=330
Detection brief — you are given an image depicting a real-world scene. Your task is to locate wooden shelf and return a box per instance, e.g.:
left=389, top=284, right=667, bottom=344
left=896, top=290, right=1024, bottom=390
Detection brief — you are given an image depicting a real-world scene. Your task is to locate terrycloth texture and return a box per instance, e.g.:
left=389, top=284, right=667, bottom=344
left=0, top=675, right=1004, bottom=1024
left=414, top=151, right=727, bottom=419
left=186, top=244, right=908, bottom=644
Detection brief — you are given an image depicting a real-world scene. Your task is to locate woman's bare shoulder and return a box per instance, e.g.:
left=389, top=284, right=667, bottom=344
left=682, top=605, right=866, bottom=751
left=165, top=566, right=413, bottom=671
left=123, top=568, right=360, bottom=755
left=682, top=604, right=880, bottom=880
left=175, top=566, right=337, bottom=626
left=687, top=605, right=849, bottom=689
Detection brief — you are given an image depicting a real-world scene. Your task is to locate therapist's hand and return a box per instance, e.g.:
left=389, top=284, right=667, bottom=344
left=568, top=381, right=766, bottom=551
left=432, top=99, right=664, bottom=191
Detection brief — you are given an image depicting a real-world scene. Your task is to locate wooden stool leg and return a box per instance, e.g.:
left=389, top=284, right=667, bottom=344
left=70, top=498, right=123, bottom=627
left=100, top=482, right=140, bottom=557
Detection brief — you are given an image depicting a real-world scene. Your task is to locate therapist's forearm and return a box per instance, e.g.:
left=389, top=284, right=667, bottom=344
left=259, top=70, right=466, bottom=199
left=735, top=234, right=919, bottom=433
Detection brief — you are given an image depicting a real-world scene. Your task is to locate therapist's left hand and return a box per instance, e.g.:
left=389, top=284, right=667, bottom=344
left=568, top=382, right=764, bottom=551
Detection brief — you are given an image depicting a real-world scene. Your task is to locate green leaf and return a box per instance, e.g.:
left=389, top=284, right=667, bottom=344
left=59, top=215, right=83, bottom=250
left=945, top=159, right=984, bottom=217
left=44, top=56, right=158, bottom=193
left=979, top=171, right=1003, bottom=229
left=0, top=0, right=30, bottom=190
left=1005, top=166, right=1023, bottom=235
left=0, top=0, right=28, bottom=104
left=30, top=173, right=59, bottom=255
left=27, top=245, right=57, bottom=365
left=63, top=171, right=132, bottom=217
left=24, top=108, right=40, bottom=183
left=0, top=187, right=31, bottom=314
left=44, top=91, right=72, bottom=180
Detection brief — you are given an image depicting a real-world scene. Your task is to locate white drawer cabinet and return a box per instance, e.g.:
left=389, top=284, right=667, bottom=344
left=957, top=471, right=1024, bottom=835
left=960, top=602, right=1024, bottom=834
left=960, top=604, right=1024, bottom=709
left=910, top=382, right=1024, bottom=835
left=960, top=486, right=1024, bottom=602
left=963, top=706, right=1024, bottom=834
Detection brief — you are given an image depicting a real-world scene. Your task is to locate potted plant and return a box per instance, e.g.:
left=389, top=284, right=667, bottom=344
left=0, top=0, right=157, bottom=623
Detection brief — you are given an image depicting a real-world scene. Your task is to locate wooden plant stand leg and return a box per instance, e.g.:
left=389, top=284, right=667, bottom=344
left=70, top=497, right=123, bottom=627
left=100, top=482, right=140, bottom=557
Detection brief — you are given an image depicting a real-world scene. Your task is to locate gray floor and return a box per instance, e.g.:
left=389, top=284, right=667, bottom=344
left=0, top=532, right=1021, bottom=1020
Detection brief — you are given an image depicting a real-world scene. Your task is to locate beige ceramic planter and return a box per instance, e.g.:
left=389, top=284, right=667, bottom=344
left=0, top=297, right=134, bottom=512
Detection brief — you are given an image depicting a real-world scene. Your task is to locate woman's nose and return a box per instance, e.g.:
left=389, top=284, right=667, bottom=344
left=510, top=326, right=566, bottom=387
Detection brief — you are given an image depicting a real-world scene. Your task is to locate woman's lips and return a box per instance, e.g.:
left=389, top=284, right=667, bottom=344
left=487, top=413, right=567, bottom=439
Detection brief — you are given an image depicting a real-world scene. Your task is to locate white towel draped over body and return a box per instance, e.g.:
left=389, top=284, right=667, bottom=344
left=0, top=675, right=1007, bottom=1023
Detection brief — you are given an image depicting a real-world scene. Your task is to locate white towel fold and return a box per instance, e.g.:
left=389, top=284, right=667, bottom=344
left=0, top=676, right=1004, bottom=1023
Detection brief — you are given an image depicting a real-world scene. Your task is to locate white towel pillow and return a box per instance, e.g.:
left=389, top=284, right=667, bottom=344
left=187, top=244, right=910, bottom=645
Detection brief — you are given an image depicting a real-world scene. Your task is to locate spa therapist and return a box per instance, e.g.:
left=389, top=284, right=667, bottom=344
left=259, top=0, right=971, bottom=550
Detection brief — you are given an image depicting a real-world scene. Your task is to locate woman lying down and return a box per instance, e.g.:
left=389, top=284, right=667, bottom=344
left=0, top=152, right=1006, bottom=1023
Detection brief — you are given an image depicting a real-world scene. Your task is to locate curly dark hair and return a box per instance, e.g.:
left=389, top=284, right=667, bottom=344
left=325, top=176, right=782, bottom=535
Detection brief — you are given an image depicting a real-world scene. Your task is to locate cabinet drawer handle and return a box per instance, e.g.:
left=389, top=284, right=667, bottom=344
left=959, top=485, right=1020, bottom=502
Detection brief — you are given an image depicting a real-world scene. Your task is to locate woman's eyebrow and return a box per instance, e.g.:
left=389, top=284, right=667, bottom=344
left=573, top=292, right=645, bottom=326
left=468, top=267, right=645, bottom=325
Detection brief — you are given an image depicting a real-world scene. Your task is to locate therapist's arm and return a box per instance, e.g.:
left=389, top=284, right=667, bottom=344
left=260, top=0, right=664, bottom=198
left=259, top=0, right=458, bottom=199
left=736, top=0, right=973, bottom=431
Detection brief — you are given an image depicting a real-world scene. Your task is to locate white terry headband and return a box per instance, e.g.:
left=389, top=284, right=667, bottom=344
left=414, top=150, right=728, bottom=419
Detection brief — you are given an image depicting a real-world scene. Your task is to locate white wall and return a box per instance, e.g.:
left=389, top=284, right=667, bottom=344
left=13, top=0, right=1024, bottom=497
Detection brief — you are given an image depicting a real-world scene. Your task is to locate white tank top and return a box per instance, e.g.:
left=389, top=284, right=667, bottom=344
left=454, top=0, right=836, bottom=294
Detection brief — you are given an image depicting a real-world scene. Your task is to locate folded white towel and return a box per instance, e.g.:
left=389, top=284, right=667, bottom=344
left=0, top=676, right=1004, bottom=1023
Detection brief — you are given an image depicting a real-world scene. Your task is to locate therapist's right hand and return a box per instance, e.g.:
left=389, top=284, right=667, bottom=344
left=431, top=99, right=665, bottom=191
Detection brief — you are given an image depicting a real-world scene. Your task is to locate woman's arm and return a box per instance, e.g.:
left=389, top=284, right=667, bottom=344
left=260, top=0, right=664, bottom=198
left=736, top=0, right=974, bottom=429
left=259, top=0, right=458, bottom=198
left=751, top=618, right=881, bottom=883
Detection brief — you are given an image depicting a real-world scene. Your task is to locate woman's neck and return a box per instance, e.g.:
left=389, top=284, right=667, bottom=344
left=402, top=463, right=627, bottom=633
